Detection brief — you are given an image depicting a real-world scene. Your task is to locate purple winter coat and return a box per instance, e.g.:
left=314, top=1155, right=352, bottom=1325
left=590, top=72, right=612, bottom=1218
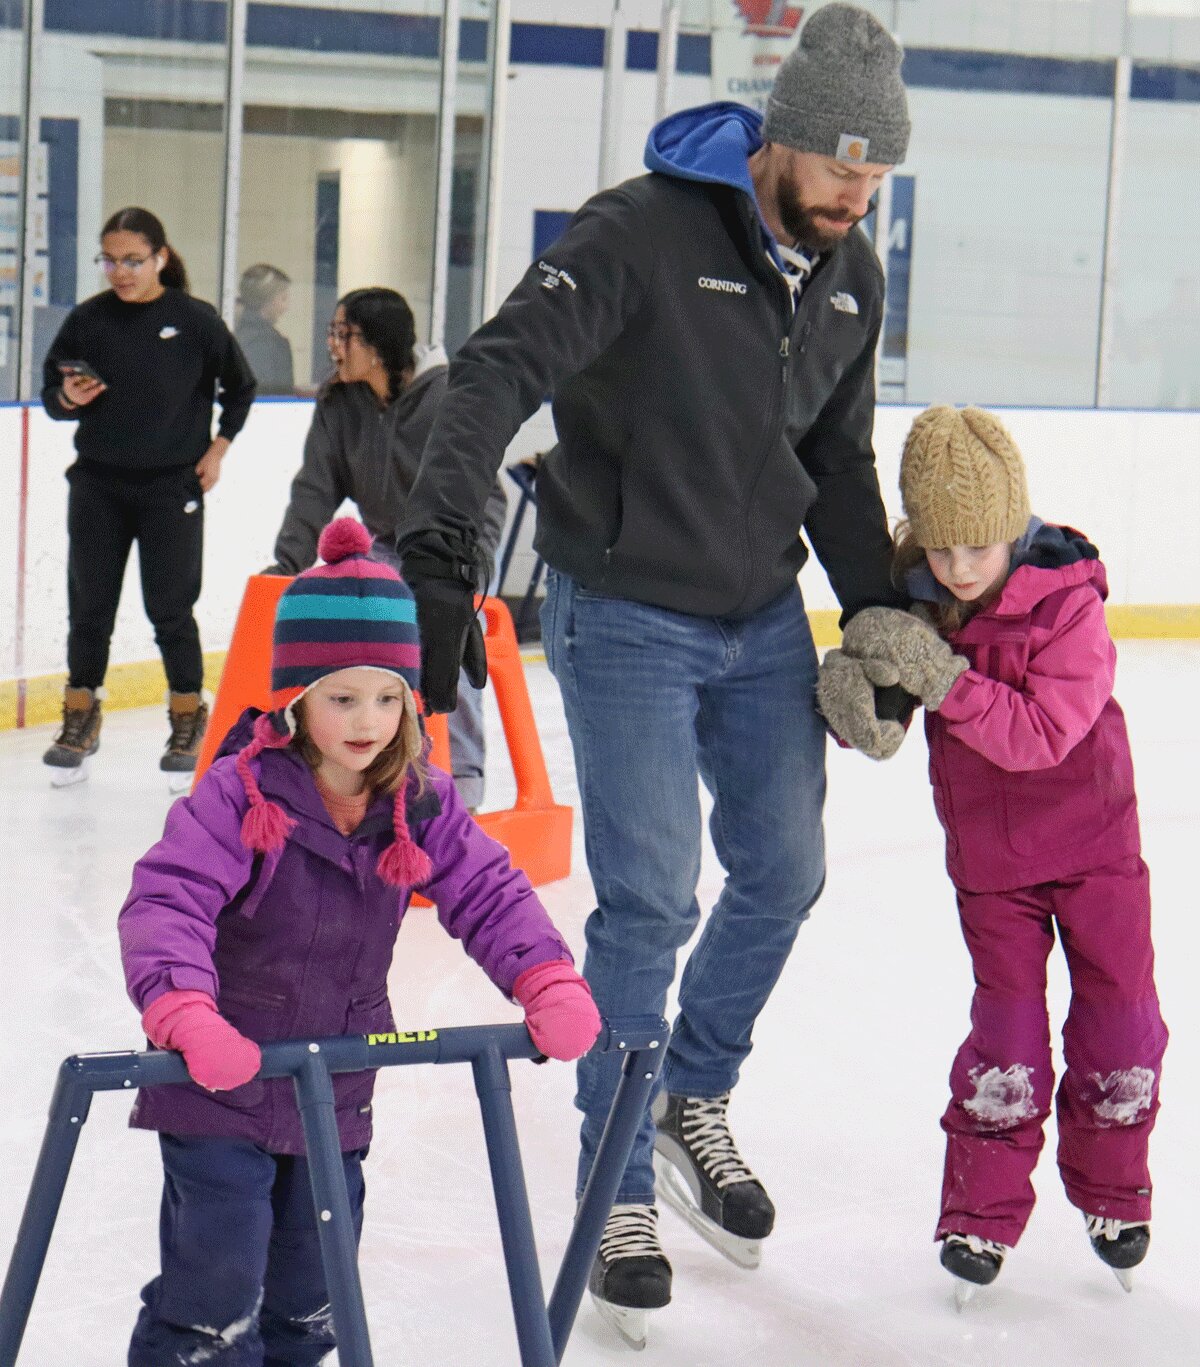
left=118, top=710, right=572, bottom=1154
left=919, top=524, right=1141, bottom=895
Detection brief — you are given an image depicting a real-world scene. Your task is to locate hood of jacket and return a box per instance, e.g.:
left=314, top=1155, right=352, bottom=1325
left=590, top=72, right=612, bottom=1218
left=645, top=101, right=765, bottom=200
left=412, top=341, right=448, bottom=381
left=645, top=102, right=797, bottom=268
left=906, top=518, right=1107, bottom=619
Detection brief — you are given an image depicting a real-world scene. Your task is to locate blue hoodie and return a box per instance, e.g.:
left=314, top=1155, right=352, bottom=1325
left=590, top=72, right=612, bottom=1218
left=645, top=102, right=789, bottom=266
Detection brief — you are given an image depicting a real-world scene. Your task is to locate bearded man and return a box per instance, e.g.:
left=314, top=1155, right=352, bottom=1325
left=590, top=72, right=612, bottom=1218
left=396, top=4, right=911, bottom=1345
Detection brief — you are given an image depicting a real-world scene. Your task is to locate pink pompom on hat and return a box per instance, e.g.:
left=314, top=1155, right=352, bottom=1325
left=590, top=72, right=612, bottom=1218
left=233, top=518, right=432, bottom=888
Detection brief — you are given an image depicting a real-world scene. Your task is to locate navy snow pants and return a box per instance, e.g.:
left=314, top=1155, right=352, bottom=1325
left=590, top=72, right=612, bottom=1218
left=128, top=1135, right=366, bottom=1367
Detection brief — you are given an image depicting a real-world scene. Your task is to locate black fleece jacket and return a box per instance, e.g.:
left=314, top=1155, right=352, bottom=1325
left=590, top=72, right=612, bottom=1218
left=42, top=288, right=256, bottom=470
left=399, top=172, right=903, bottom=621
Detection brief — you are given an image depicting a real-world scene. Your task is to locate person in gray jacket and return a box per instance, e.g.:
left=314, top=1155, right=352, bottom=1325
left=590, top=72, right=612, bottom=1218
left=267, top=287, right=506, bottom=810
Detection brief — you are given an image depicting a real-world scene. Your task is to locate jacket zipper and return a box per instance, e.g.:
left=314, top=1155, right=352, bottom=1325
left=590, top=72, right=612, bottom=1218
left=732, top=257, right=813, bottom=614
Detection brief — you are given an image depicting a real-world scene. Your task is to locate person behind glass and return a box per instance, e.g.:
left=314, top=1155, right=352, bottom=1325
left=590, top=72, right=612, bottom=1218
left=41, top=205, right=256, bottom=783
left=265, top=288, right=506, bottom=812
left=118, top=517, right=599, bottom=1366
left=235, top=263, right=294, bottom=396
left=821, top=407, right=1168, bottom=1298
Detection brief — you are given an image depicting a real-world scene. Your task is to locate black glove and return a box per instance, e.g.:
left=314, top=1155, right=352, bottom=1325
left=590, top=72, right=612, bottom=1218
left=872, top=682, right=919, bottom=727
left=403, top=551, right=487, bottom=714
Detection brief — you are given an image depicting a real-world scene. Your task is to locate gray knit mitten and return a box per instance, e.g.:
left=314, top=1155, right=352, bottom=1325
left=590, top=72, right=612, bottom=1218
left=840, top=607, right=969, bottom=712
left=816, top=650, right=906, bottom=761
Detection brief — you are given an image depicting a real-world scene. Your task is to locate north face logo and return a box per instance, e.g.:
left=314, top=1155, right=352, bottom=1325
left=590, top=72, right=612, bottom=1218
left=734, top=2, right=805, bottom=37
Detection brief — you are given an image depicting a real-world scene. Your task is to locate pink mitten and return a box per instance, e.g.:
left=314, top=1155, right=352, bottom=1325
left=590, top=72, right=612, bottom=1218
left=142, top=989, right=262, bottom=1092
left=512, top=961, right=601, bottom=1062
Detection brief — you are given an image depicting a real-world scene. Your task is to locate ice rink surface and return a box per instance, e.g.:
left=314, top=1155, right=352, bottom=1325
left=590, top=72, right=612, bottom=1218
left=1, top=642, right=1196, bottom=1366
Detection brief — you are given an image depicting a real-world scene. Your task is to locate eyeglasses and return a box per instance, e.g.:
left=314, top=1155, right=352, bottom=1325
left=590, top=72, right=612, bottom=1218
left=95, top=254, right=155, bottom=272
left=326, top=325, right=363, bottom=344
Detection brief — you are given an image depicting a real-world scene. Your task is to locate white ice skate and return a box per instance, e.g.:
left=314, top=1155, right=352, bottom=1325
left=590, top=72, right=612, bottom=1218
left=1084, top=1215, right=1149, bottom=1292
left=160, top=691, right=208, bottom=796
left=49, top=756, right=92, bottom=788
left=43, top=686, right=102, bottom=786
left=652, top=1092, right=774, bottom=1269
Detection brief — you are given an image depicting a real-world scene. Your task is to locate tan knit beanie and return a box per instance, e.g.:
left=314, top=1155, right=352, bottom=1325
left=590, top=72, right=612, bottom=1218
left=899, top=406, right=1031, bottom=549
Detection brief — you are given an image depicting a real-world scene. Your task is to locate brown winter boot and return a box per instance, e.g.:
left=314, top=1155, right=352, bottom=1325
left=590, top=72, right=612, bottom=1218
left=161, top=692, right=209, bottom=773
left=43, top=686, right=102, bottom=776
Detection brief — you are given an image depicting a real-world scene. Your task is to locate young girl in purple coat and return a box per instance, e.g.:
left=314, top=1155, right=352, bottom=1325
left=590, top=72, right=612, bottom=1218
left=118, top=517, right=599, bottom=1366
left=822, top=406, right=1168, bottom=1299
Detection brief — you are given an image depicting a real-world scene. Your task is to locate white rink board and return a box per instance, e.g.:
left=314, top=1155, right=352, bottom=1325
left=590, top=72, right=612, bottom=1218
left=1, top=402, right=1197, bottom=686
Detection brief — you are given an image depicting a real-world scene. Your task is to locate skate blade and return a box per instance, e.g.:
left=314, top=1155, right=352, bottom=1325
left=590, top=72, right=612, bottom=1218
left=590, top=1293, right=648, bottom=1351
left=953, top=1279, right=978, bottom=1312
left=1111, top=1267, right=1134, bottom=1293
left=49, top=758, right=90, bottom=788
left=653, top=1151, right=763, bottom=1270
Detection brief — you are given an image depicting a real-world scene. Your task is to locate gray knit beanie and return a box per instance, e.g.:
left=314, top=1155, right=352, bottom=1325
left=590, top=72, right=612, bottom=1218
left=763, top=3, right=910, bottom=166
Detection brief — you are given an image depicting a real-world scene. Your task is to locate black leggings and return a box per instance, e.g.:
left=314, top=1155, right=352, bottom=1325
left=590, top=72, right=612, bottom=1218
left=65, top=460, right=205, bottom=694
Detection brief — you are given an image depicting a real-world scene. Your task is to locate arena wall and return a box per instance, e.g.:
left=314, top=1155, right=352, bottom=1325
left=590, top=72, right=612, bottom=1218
left=2, top=399, right=1197, bottom=728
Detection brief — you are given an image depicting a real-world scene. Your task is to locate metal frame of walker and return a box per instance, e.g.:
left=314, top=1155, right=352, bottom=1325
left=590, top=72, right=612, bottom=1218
left=0, top=1014, right=668, bottom=1367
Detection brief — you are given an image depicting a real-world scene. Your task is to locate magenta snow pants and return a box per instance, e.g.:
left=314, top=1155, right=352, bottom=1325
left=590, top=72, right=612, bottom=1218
left=937, top=856, right=1167, bottom=1248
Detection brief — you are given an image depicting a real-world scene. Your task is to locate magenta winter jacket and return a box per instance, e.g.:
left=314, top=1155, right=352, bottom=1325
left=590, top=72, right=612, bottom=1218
left=118, top=710, right=572, bottom=1153
left=920, top=525, right=1141, bottom=895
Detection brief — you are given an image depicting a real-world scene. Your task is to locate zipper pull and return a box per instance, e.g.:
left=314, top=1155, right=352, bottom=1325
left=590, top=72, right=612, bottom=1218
left=779, top=337, right=789, bottom=359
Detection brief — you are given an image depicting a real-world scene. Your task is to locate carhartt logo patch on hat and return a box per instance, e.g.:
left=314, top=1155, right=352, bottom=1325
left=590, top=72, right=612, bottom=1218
left=836, top=133, right=869, bottom=163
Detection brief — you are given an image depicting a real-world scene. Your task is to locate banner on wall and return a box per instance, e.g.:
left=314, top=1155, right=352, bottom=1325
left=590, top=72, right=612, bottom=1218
left=0, top=142, right=50, bottom=369
left=709, top=3, right=807, bottom=114
left=877, top=174, right=914, bottom=403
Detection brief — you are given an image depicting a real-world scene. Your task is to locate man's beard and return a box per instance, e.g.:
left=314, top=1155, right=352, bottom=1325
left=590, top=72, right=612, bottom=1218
left=777, top=178, right=862, bottom=252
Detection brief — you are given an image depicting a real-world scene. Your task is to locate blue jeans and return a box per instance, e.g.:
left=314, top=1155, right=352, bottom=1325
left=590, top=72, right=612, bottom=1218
left=129, top=1136, right=366, bottom=1367
left=542, top=572, right=827, bottom=1203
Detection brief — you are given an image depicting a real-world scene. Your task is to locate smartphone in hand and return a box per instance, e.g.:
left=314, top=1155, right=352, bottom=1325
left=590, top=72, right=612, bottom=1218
left=57, top=360, right=105, bottom=385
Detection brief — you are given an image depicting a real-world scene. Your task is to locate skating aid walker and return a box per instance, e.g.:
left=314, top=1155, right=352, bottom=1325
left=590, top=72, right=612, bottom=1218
left=0, top=1014, right=667, bottom=1366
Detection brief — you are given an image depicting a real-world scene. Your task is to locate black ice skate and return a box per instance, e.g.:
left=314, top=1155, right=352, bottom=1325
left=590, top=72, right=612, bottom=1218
left=652, top=1091, right=775, bottom=1269
left=1085, top=1214, right=1149, bottom=1292
left=43, top=686, right=102, bottom=787
left=588, top=1204, right=672, bottom=1351
left=940, top=1233, right=1009, bottom=1309
left=161, top=692, right=209, bottom=792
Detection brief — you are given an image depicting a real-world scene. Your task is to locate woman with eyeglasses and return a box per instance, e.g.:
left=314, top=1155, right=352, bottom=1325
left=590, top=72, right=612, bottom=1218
left=40, top=205, right=256, bottom=787
left=266, top=287, right=506, bottom=812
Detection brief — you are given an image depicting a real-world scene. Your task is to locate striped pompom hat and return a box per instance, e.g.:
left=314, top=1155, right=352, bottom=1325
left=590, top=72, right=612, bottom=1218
left=271, top=516, right=420, bottom=714
left=235, top=517, right=432, bottom=888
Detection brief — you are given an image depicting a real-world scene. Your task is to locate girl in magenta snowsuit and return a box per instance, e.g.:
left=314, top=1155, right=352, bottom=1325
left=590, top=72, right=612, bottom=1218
left=834, top=406, right=1167, bottom=1297
left=118, top=517, right=600, bottom=1367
